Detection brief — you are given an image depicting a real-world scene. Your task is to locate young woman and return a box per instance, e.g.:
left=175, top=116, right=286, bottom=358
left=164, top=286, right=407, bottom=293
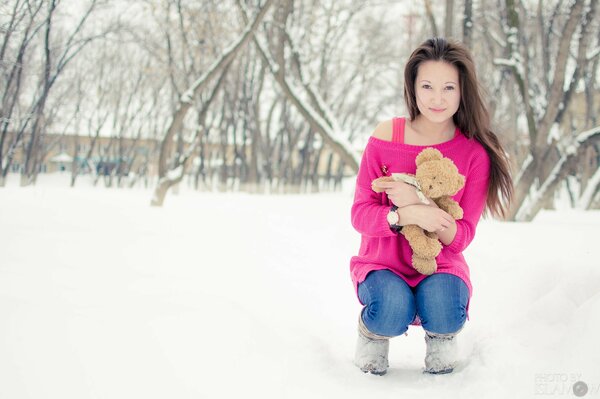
left=349, top=37, right=513, bottom=375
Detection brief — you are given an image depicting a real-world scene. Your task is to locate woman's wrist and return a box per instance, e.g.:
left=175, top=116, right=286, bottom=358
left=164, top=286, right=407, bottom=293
left=425, top=197, right=438, bottom=208
left=396, top=205, right=416, bottom=226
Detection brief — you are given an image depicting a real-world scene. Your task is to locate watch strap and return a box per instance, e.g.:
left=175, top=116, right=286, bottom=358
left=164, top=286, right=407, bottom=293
left=388, top=205, right=403, bottom=233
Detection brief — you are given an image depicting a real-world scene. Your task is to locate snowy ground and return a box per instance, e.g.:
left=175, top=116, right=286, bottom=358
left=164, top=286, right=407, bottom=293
left=1, top=174, right=599, bottom=399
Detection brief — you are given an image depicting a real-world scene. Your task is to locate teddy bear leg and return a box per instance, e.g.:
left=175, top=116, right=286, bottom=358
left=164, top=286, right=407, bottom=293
left=402, top=225, right=442, bottom=259
left=412, top=255, right=438, bottom=275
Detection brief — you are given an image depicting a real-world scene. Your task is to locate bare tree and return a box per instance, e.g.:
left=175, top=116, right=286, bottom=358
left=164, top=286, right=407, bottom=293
left=238, top=0, right=360, bottom=175
left=494, top=0, right=600, bottom=220
left=463, top=0, right=473, bottom=47
left=0, top=0, right=45, bottom=185
left=445, top=0, right=454, bottom=38
left=19, top=0, right=104, bottom=186
left=151, top=0, right=276, bottom=206
left=423, top=0, right=439, bottom=37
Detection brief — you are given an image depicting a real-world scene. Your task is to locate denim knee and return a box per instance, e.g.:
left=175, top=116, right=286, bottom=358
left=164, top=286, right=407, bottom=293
left=358, top=270, right=417, bottom=337
left=415, top=273, right=469, bottom=335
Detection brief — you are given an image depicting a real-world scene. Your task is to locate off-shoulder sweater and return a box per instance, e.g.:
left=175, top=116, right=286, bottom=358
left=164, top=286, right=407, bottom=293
left=349, top=117, right=491, bottom=306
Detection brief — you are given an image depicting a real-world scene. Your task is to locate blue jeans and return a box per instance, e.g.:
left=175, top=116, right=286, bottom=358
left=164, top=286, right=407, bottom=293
left=358, top=270, right=469, bottom=337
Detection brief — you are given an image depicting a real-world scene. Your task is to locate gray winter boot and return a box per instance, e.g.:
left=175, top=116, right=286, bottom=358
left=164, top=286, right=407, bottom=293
left=354, top=316, right=390, bottom=376
left=424, top=331, right=458, bottom=374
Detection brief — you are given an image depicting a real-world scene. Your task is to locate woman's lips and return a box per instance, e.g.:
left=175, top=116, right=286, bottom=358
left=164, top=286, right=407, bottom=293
left=430, top=108, right=446, bottom=113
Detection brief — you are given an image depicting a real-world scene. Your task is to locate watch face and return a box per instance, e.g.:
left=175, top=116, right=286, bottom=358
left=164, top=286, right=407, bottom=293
left=387, top=210, right=399, bottom=225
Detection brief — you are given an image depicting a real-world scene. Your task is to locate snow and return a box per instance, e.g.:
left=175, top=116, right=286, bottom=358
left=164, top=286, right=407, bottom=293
left=587, top=46, right=600, bottom=61
left=50, top=152, right=74, bottom=163
left=576, top=167, right=600, bottom=209
left=493, top=58, right=517, bottom=68
left=166, top=165, right=183, bottom=180
left=564, top=56, right=578, bottom=92
left=514, top=153, right=532, bottom=185
left=1, top=175, right=600, bottom=399
left=515, top=154, right=568, bottom=221
left=493, top=53, right=525, bottom=79
left=547, top=123, right=561, bottom=144
left=180, top=90, right=194, bottom=104
left=576, top=125, right=600, bottom=144
left=245, top=14, right=360, bottom=171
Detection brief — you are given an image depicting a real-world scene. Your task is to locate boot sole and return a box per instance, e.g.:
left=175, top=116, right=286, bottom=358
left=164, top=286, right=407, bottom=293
left=361, top=369, right=387, bottom=376
left=424, top=368, right=454, bottom=375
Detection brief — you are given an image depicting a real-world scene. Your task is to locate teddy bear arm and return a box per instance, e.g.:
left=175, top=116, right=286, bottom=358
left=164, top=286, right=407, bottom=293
left=435, top=196, right=464, bottom=220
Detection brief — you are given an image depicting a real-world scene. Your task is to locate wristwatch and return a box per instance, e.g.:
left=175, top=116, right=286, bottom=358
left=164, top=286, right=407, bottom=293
left=386, top=205, right=403, bottom=233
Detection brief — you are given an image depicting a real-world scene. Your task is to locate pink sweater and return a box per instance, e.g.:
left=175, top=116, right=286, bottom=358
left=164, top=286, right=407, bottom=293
left=349, top=119, right=490, bottom=305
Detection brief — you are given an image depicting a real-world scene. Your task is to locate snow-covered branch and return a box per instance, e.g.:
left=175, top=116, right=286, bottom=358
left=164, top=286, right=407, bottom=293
left=576, top=167, right=600, bottom=210
left=514, top=153, right=533, bottom=186
left=515, top=125, right=600, bottom=221
left=151, top=0, right=275, bottom=206
left=237, top=0, right=360, bottom=173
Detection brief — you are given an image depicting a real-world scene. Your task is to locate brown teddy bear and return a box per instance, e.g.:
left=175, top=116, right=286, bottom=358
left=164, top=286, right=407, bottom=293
left=372, top=148, right=465, bottom=275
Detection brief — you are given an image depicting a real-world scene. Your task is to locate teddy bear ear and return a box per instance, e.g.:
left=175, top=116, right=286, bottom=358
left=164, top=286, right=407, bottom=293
left=415, top=148, right=443, bottom=166
left=455, top=174, right=465, bottom=190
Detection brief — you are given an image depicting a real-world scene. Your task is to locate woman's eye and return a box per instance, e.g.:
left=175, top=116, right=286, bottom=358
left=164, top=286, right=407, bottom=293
left=422, top=84, right=432, bottom=89
left=445, top=86, right=455, bottom=91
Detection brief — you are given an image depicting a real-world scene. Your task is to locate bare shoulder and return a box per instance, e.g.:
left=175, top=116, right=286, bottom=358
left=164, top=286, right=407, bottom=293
left=371, top=119, right=393, bottom=141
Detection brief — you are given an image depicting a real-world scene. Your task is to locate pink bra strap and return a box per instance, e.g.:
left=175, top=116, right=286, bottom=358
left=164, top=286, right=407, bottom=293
left=392, top=117, right=405, bottom=143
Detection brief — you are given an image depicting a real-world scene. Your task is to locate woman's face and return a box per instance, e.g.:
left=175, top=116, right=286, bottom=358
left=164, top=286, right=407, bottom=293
left=414, top=61, right=461, bottom=123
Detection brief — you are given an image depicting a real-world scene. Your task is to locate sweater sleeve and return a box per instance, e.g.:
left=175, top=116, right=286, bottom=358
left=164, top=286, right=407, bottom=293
left=350, top=141, right=398, bottom=238
left=443, top=150, right=490, bottom=254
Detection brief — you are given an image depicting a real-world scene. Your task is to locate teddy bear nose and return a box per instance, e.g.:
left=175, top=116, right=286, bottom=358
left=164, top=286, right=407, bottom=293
left=429, top=185, right=433, bottom=190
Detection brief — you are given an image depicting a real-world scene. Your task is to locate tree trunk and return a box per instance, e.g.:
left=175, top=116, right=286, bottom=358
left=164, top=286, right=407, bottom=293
left=423, top=0, right=439, bottom=37
left=444, top=0, right=454, bottom=38
left=462, top=0, right=473, bottom=48
left=151, top=0, right=275, bottom=206
left=237, top=0, right=360, bottom=174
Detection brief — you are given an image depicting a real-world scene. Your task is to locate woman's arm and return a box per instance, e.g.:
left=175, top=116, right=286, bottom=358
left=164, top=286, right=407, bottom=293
left=441, top=175, right=489, bottom=253
left=423, top=199, right=457, bottom=245
left=351, top=185, right=398, bottom=238
left=350, top=139, right=399, bottom=238
left=372, top=179, right=423, bottom=208
left=414, top=178, right=488, bottom=252
left=396, top=204, right=455, bottom=235
left=434, top=149, right=491, bottom=253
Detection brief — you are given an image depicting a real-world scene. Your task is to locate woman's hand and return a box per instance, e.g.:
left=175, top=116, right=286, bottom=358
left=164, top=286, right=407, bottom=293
left=398, top=205, right=455, bottom=233
left=372, top=180, right=422, bottom=208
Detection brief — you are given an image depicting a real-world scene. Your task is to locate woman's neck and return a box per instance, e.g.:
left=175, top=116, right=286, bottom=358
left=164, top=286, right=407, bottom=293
left=410, top=115, right=456, bottom=141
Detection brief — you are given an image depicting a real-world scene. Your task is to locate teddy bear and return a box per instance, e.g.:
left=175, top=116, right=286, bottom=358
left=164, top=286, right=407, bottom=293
left=371, top=148, right=465, bottom=275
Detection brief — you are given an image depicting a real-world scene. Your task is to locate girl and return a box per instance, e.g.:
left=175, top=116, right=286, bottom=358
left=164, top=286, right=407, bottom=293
left=349, top=37, right=513, bottom=375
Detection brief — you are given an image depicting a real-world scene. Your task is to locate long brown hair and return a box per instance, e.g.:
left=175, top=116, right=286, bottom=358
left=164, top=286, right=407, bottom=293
left=404, top=37, right=513, bottom=219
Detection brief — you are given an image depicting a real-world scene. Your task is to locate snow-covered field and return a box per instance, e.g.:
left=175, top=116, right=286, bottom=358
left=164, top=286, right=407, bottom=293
left=1, top=175, right=599, bottom=399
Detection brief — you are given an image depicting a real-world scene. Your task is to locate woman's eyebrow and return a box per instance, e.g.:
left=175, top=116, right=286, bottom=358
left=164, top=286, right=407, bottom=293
left=419, top=79, right=458, bottom=84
